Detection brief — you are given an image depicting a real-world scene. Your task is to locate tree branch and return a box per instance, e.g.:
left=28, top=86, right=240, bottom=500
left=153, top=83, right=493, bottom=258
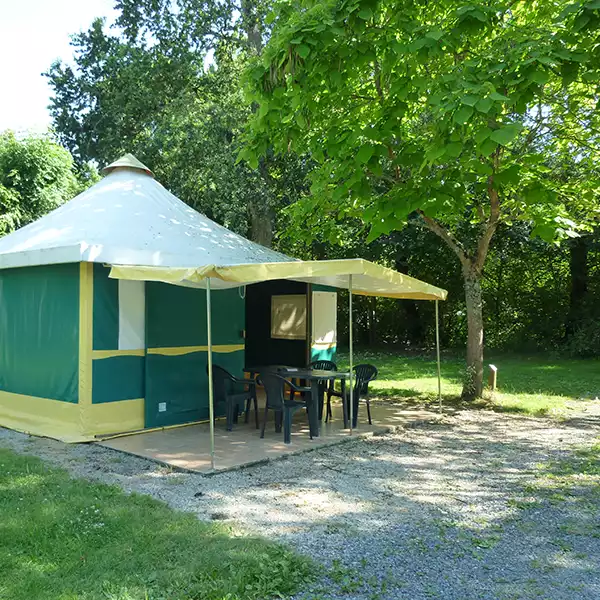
left=417, top=210, right=469, bottom=266
left=474, top=161, right=502, bottom=273
left=373, top=59, right=385, bottom=106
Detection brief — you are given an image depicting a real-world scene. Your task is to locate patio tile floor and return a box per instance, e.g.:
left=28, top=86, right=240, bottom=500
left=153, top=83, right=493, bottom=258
left=98, top=399, right=438, bottom=473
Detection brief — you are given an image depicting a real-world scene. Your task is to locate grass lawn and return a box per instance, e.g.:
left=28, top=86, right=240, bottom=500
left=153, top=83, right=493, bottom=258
left=338, top=349, right=600, bottom=416
left=0, top=449, right=312, bottom=600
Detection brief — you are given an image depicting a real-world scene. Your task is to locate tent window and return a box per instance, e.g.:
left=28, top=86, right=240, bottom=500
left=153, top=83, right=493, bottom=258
left=271, top=294, right=306, bottom=340
left=118, top=280, right=145, bottom=350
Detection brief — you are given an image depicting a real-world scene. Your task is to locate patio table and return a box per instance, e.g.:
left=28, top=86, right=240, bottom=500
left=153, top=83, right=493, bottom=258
left=244, top=367, right=352, bottom=437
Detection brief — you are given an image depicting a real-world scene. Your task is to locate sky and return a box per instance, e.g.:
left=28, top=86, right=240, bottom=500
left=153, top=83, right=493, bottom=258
left=0, top=0, right=118, bottom=134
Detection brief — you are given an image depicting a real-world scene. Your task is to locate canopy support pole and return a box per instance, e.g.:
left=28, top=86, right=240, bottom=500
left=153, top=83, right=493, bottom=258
left=349, top=275, right=354, bottom=433
left=435, top=300, right=442, bottom=413
left=206, top=278, right=216, bottom=471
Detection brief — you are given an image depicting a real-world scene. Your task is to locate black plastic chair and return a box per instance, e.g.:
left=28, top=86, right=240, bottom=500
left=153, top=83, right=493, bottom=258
left=345, top=364, right=378, bottom=427
left=209, top=364, right=258, bottom=431
left=258, top=371, right=312, bottom=444
left=308, top=359, right=337, bottom=420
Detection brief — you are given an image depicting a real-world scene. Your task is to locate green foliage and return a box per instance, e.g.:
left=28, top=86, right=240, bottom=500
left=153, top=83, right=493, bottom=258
left=244, top=0, right=600, bottom=246
left=0, top=133, right=85, bottom=236
left=0, top=448, right=313, bottom=600
left=45, top=1, right=310, bottom=243
left=337, top=349, right=600, bottom=416
left=244, top=0, right=600, bottom=395
left=566, top=319, right=600, bottom=357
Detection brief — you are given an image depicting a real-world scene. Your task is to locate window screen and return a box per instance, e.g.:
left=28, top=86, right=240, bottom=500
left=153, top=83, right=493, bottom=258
left=271, top=294, right=307, bottom=340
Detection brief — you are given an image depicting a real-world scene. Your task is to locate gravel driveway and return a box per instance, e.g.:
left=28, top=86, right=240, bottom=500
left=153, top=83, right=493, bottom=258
left=1, top=406, right=599, bottom=600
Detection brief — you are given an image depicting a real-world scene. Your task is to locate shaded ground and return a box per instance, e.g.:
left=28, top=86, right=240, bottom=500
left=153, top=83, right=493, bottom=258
left=1, top=404, right=600, bottom=599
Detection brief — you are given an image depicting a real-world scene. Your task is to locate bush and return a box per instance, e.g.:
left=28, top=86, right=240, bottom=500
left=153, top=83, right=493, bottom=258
left=566, top=319, right=600, bottom=358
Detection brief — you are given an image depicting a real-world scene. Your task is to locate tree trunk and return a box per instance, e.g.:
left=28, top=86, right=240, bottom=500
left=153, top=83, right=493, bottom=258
left=240, top=0, right=262, bottom=54
left=403, top=300, right=423, bottom=347
left=417, top=179, right=499, bottom=401
left=242, top=0, right=272, bottom=246
left=248, top=202, right=273, bottom=246
left=565, top=235, right=589, bottom=338
left=463, top=266, right=484, bottom=400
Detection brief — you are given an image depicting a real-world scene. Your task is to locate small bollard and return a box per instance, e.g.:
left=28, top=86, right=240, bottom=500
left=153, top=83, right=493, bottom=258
left=488, top=364, right=498, bottom=391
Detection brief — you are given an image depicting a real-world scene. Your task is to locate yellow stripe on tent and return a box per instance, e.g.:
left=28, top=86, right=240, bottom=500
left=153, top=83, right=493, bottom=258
left=92, top=349, right=146, bottom=359
left=88, top=398, right=144, bottom=437
left=0, top=391, right=145, bottom=443
left=78, top=262, right=94, bottom=436
left=0, top=390, right=83, bottom=442
left=147, top=344, right=245, bottom=356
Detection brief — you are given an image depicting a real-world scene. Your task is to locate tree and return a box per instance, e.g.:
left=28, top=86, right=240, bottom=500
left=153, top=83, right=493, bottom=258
left=243, top=0, right=600, bottom=398
left=0, top=133, right=87, bottom=236
left=45, top=0, right=309, bottom=246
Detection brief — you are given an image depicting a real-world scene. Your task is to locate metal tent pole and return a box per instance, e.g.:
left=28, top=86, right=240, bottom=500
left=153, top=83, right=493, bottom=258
left=435, top=300, right=442, bottom=414
left=206, top=278, right=216, bottom=471
left=349, top=275, right=354, bottom=433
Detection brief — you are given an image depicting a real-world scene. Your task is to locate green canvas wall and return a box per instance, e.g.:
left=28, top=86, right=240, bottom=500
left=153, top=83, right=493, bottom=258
left=93, top=263, right=119, bottom=350
left=145, top=282, right=245, bottom=428
left=92, top=265, right=145, bottom=404
left=0, top=263, right=79, bottom=402
left=92, top=356, right=144, bottom=404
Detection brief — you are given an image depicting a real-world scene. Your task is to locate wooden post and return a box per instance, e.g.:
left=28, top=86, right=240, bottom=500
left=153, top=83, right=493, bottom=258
left=488, top=364, right=498, bottom=392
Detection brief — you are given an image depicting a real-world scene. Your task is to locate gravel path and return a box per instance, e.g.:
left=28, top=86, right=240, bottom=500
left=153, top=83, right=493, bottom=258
left=2, top=405, right=600, bottom=600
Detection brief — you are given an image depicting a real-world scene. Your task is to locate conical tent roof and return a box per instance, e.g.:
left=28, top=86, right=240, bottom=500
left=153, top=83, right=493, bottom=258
left=0, top=154, right=447, bottom=299
left=0, top=155, right=292, bottom=274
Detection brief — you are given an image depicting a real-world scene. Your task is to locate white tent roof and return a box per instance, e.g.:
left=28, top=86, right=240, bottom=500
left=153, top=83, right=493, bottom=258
left=0, top=158, right=292, bottom=271
left=0, top=154, right=447, bottom=300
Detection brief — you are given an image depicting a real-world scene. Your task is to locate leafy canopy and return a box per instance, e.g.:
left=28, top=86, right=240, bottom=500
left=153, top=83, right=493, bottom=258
left=46, top=0, right=309, bottom=243
left=0, top=133, right=86, bottom=236
left=243, top=0, right=600, bottom=250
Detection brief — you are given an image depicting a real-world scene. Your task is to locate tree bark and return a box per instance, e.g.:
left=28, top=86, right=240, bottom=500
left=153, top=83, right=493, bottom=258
left=418, top=176, right=499, bottom=400
left=242, top=0, right=272, bottom=245
left=463, top=266, right=484, bottom=400
left=248, top=201, right=273, bottom=246
left=240, top=0, right=262, bottom=54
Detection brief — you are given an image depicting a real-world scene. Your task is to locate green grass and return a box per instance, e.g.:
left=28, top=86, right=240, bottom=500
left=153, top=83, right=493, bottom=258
left=521, top=439, right=600, bottom=511
left=0, top=449, right=313, bottom=600
left=338, top=349, right=600, bottom=416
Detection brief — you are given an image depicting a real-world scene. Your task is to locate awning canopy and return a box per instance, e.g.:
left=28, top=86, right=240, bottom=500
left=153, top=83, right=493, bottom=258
left=109, top=258, right=447, bottom=301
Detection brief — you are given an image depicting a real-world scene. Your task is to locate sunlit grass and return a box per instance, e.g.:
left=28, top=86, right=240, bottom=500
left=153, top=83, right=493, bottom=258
left=0, top=449, right=313, bottom=600
left=338, top=350, right=600, bottom=416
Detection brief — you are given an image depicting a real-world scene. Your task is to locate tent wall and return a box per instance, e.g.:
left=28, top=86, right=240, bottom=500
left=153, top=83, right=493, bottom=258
left=0, top=264, right=81, bottom=438
left=245, top=281, right=338, bottom=367
left=245, top=280, right=310, bottom=367
left=145, top=281, right=244, bottom=428
left=92, top=265, right=145, bottom=404
left=311, top=285, right=337, bottom=363
left=84, top=264, right=146, bottom=437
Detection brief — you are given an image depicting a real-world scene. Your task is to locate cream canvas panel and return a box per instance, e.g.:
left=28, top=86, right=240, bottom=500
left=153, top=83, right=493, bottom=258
left=312, top=291, right=337, bottom=346
left=110, top=258, right=448, bottom=300
left=118, top=279, right=145, bottom=350
left=271, top=294, right=307, bottom=340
